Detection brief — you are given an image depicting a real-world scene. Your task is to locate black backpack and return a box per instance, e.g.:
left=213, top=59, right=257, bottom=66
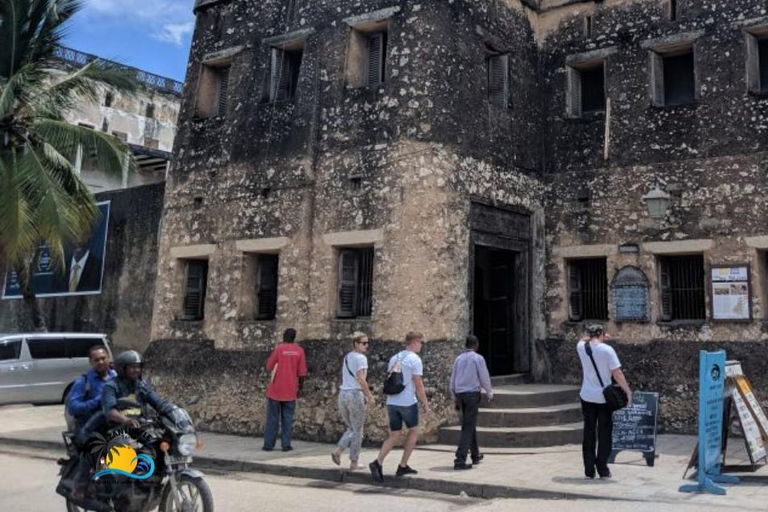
left=383, top=355, right=406, bottom=395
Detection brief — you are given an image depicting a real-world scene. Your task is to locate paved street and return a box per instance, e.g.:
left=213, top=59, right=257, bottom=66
left=0, top=450, right=747, bottom=512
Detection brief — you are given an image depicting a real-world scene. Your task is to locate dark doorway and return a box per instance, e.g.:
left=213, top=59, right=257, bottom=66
left=473, top=245, right=518, bottom=376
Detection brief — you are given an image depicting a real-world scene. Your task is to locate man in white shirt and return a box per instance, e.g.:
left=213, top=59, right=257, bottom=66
left=369, top=331, right=430, bottom=482
left=577, top=324, right=631, bottom=480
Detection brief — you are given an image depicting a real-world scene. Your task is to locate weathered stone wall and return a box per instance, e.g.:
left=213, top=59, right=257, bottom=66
left=145, top=337, right=462, bottom=443
left=539, top=337, right=768, bottom=434
left=0, top=183, right=165, bottom=352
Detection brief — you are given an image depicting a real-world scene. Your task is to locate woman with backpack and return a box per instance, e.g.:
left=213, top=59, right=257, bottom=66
left=331, top=332, right=374, bottom=470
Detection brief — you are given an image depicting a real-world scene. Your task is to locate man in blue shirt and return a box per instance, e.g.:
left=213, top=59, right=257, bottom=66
left=449, top=335, right=493, bottom=470
left=67, top=345, right=116, bottom=441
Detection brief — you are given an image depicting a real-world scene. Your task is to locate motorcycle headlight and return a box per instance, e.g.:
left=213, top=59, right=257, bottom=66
left=178, top=434, right=197, bottom=456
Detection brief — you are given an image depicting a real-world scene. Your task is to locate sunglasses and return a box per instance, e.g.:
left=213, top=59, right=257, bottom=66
left=357, top=341, right=370, bottom=346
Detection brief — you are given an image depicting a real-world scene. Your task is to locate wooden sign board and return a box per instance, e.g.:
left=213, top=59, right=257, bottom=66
left=609, top=391, right=658, bottom=466
left=729, top=384, right=767, bottom=462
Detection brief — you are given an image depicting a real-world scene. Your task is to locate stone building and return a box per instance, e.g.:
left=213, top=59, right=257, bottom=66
left=148, top=0, right=768, bottom=439
left=51, top=47, right=182, bottom=191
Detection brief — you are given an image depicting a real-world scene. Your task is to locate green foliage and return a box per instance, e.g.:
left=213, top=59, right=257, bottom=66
left=0, top=0, right=138, bottom=272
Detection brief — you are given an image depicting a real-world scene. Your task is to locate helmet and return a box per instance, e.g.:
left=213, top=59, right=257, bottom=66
left=114, top=350, right=143, bottom=378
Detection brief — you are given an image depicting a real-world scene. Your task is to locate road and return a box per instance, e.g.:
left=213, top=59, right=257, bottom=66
left=0, top=450, right=741, bottom=512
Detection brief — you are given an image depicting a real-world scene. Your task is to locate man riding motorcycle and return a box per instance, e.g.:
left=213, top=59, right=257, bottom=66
left=103, top=350, right=174, bottom=427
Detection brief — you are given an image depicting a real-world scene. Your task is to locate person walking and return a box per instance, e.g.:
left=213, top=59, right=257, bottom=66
left=263, top=328, right=307, bottom=452
left=576, top=324, right=631, bottom=479
left=449, top=335, right=493, bottom=470
left=332, top=332, right=375, bottom=470
left=369, top=331, right=430, bottom=482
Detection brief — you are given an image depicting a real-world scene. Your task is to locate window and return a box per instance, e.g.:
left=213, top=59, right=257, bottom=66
left=746, top=32, right=768, bottom=94
left=196, top=62, right=231, bottom=118
left=145, top=103, right=155, bottom=119
left=567, top=62, right=605, bottom=117
left=112, top=131, right=128, bottom=143
left=101, top=118, right=109, bottom=132
left=256, top=254, right=279, bottom=320
left=182, top=260, right=208, bottom=321
left=346, top=22, right=388, bottom=88
left=487, top=53, right=510, bottom=108
left=337, top=248, right=374, bottom=319
left=67, top=338, right=106, bottom=358
left=144, top=137, right=159, bottom=149
left=568, top=258, right=608, bottom=321
left=650, top=48, right=696, bottom=107
left=27, top=339, right=68, bottom=359
left=584, top=15, right=593, bottom=39
left=104, top=92, right=114, bottom=107
left=658, top=255, right=706, bottom=321
left=668, top=0, right=677, bottom=21
left=0, top=339, right=21, bottom=361
left=269, top=45, right=303, bottom=102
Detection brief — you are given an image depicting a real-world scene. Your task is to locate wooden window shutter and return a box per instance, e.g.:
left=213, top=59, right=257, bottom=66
left=568, top=262, right=583, bottom=321
left=270, top=48, right=283, bottom=101
left=488, top=54, right=509, bottom=108
left=183, top=261, right=208, bottom=320
left=566, top=66, right=582, bottom=118
left=650, top=51, right=665, bottom=106
left=337, top=250, right=359, bottom=318
left=256, top=255, right=279, bottom=320
left=217, top=67, right=230, bottom=116
left=746, top=33, right=760, bottom=94
left=366, top=32, right=385, bottom=86
left=658, top=258, right=673, bottom=321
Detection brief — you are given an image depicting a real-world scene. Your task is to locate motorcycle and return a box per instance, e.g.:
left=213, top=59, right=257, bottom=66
left=57, top=399, right=213, bottom=512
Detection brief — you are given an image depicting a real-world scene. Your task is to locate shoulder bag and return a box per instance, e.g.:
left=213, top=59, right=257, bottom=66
left=584, top=342, right=628, bottom=412
left=383, top=354, right=406, bottom=395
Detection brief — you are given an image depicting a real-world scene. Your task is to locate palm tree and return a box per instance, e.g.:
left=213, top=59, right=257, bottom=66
left=0, top=0, right=137, bottom=329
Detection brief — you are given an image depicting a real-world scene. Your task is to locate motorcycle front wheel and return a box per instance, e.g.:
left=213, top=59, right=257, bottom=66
left=159, top=474, right=214, bottom=512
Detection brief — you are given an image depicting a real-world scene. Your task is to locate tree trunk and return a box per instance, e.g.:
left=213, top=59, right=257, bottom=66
left=14, top=257, right=47, bottom=332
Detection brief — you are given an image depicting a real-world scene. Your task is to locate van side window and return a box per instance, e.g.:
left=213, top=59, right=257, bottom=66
left=68, top=338, right=106, bottom=358
left=0, top=340, right=21, bottom=361
left=27, top=339, right=68, bottom=359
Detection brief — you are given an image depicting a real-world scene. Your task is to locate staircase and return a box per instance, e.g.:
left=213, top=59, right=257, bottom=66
left=438, top=374, right=583, bottom=447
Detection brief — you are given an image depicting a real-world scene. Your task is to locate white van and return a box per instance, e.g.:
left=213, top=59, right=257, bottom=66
left=0, top=333, right=112, bottom=405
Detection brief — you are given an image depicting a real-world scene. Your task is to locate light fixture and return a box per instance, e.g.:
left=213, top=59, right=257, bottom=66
left=642, top=186, right=672, bottom=220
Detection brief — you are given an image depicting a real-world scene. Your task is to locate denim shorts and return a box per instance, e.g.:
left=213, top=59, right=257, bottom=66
left=387, top=404, right=419, bottom=431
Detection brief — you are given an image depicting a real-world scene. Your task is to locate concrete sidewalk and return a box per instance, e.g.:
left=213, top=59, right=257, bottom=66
left=1, top=405, right=767, bottom=509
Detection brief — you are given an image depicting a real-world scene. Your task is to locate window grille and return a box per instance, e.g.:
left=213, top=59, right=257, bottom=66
left=658, top=255, right=705, bottom=321
left=568, top=258, right=608, bottom=321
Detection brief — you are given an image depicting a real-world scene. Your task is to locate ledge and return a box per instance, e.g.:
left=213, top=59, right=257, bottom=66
left=170, top=244, right=216, bottom=259
left=343, top=6, right=401, bottom=27
left=262, top=29, right=315, bottom=48
left=640, top=30, right=705, bottom=52
left=202, top=46, right=246, bottom=64
left=235, top=237, right=289, bottom=253
left=565, top=46, right=618, bottom=66
left=552, top=244, right=617, bottom=258
left=641, top=239, right=713, bottom=254
left=323, top=229, right=384, bottom=247
left=745, top=235, right=768, bottom=249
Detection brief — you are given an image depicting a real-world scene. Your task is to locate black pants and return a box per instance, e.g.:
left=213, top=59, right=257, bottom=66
left=581, top=399, right=613, bottom=476
left=455, top=392, right=481, bottom=463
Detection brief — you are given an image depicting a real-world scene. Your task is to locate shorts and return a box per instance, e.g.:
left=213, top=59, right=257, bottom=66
left=387, top=404, right=419, bottom=431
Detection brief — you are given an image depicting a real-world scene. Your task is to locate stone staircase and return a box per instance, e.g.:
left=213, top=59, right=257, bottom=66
left=438, top=374, right=583, bottom=448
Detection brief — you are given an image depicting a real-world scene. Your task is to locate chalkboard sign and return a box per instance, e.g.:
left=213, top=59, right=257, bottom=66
left=612, top=266, right=649, bottom=322
left=609, top=391, right=659, bottom=466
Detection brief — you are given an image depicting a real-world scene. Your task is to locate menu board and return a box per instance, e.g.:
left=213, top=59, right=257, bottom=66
left=730, top=385, right=767, bottom=462
left=611, top=391, right=658, bottom=464
left=711, top=266, right=750, bottom=320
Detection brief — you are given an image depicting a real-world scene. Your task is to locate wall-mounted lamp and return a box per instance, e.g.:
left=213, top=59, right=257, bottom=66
left=642, top=186, right=672, bottom=220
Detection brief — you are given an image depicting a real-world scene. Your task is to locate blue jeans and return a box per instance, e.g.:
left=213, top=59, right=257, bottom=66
left=264, top=399, right=296, bottom=449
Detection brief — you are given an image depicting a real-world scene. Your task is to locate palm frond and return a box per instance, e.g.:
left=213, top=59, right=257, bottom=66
left=0, top=154, right=39, bottom=267
left=0, top=62, right=48, bottom=119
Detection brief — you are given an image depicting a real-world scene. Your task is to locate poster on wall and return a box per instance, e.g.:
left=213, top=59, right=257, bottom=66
left=711, top=265, right=751, bottom=321
left=2, top=201, right=110, bottom=299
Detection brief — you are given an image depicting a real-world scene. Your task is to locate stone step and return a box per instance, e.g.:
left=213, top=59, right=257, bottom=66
left=490, top=374, right=529, bottom=386
left=438, top=422, right=584, bottom=448
left=491, top=384, right=581, bottom=409
left=477, top=403, right=583, bottom=428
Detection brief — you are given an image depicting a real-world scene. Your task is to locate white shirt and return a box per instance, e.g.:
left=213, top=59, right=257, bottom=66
left=386, top=350, right=423, bottom=407
left=577, top=341, right=621, bottom=404
left=340, top=352, right=368, bottom=391
left=69, top=251, right=90, bottom=289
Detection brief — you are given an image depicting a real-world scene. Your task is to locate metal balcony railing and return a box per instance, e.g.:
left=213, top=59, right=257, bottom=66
left=52, top=46, right=184, bottom=96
